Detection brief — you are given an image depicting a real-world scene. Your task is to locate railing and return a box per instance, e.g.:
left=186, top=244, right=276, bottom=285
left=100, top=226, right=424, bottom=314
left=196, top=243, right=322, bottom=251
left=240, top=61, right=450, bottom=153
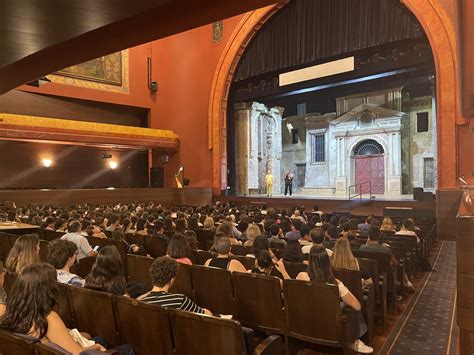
left=348, top=180, right=372, bottom=204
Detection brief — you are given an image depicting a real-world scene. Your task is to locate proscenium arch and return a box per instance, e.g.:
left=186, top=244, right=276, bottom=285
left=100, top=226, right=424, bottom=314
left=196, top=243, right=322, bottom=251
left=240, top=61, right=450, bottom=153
left=209, top=0, right=460, bottom=194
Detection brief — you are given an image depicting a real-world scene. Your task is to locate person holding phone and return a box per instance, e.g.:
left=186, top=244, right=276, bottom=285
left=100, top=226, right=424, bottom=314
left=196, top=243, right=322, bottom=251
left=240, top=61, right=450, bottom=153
left=284, top=169, right=294, bottom=196
left=61, top=221, right=98, bottom=260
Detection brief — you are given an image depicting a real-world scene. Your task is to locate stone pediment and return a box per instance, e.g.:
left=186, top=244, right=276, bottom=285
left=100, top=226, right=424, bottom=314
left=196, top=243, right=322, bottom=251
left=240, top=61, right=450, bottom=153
left=330, top=103, right=404, bottom=126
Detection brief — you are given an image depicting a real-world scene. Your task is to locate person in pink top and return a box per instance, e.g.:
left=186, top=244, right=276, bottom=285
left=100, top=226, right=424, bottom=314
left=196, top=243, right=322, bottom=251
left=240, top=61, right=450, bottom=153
left=167, top=233, right=192, bottom=265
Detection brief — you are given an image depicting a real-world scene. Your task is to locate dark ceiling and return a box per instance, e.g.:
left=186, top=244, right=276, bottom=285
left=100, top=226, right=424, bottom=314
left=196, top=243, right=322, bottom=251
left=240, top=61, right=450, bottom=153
left=0, top=0, right=279, bottom=94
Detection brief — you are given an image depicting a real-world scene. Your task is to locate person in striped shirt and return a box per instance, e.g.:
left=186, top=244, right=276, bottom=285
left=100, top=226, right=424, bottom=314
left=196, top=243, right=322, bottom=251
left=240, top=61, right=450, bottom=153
left=140, top=256, right=212, bottom=315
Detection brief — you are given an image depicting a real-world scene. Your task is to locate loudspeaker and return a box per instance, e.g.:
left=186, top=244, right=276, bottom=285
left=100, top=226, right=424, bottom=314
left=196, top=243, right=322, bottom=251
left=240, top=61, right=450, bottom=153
left=150, top=167, right=164, bottom=188
left=413, top=187, right=424, bottom=201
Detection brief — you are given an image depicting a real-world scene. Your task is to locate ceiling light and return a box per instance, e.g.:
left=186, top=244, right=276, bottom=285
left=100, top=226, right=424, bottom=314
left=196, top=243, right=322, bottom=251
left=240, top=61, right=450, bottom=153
left=42, top=158, right=52, bottom=167
left=109, top=160, right=118, bottom=169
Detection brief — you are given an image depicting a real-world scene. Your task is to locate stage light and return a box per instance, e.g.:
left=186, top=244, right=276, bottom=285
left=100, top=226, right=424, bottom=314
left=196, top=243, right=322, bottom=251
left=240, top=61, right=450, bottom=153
left=109, top=160, right=118, bottom=169
left=42, top=158, right=53, bottom=167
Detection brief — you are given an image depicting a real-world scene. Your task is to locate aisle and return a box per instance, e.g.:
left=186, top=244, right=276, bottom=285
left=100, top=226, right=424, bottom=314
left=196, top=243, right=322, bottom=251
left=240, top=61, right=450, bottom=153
left=380, top=241, right=458, bottom=355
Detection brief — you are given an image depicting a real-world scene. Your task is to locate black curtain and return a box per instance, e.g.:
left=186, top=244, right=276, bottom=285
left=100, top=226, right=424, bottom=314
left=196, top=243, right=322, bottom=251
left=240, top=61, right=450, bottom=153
left=234, top=0, right=423, bottom=82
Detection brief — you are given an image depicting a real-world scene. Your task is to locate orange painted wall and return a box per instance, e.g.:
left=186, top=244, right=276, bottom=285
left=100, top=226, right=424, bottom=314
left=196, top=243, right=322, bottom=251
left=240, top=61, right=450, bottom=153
left=16, top=15, right=245, bottom=188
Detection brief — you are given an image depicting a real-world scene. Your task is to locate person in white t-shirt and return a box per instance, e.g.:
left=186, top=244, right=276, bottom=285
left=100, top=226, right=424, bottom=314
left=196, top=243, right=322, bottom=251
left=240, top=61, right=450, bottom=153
left=296, top=246, right=373, bottom=354
left=61, top=221, right=97, bottom=260
left=301, top=227, right=333, bottom=256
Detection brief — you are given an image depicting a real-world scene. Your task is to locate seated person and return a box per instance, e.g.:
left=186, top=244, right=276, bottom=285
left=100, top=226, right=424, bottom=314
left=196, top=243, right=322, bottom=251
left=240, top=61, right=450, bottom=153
left=84, top=246, right=127, bottom=296
left=47, top=239, right=85, bottom=287
left=250, top=251, right=290, bottom=283
left=358, top=214, right=375, bottom=234
left=282, top=239, right=304, bottom=263
left=301, top=227, right=333, bottom=256
left=395, top=219, right=420, bottom=243
left=167, top=233, right=192, bottom=265
left=61, top=221, right=97, bottom=260
left=268, top=223, right=286, bottom=246
left=330, top=238, right=372, bottom=287
left=380, top=217, right=397, bottom=233
left=298, top=225, right=312, bottom=247
left=243, top=224, right=261, bottom=247
left=204, top=237, right=247, bottom=273
left=5, top=234, right=41, bottom=274
left=285, top=219, right=302, bottom=241
left=140, top=256, right=212, bottom=315
left=296, top=247, right=373, bottom=354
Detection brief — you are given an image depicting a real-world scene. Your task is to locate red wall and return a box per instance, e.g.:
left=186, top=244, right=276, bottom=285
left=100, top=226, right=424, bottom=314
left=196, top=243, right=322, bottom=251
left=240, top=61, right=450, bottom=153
left=17, top=14, right=245, bottom=188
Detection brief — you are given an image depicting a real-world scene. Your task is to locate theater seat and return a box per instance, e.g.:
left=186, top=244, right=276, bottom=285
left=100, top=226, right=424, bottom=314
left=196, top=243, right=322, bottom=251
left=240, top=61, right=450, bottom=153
left=0, top=330, right=35, bottom=355
left=43, top=230, right=65, bottom=242
left=126, top=254, right=153, bottom=289
left=70, top=256, right=96, bottom=279
left=169, top=262, right=193, bottom=298
left=3, top=271, right=17, bottom=295
left=144, top=236, right=168, bottom=258
left=231, top=245, right=252, bottom=256
left=171, top=309, right=282, bottom=355
left=232, top=272, right=286, bottom=334
left=114, top=296, right=173, bottom=355
left=283, top=261, right=307, bottom=279
left=231, top=255, right=255, bottom=270
left=55, top=283, right=75, bottom=329
left=190, top=265, right=235, bottom=315
left=196, top=230, right=214, bottom=250
left=39, top=240, right=49, bottom=262
left=68, top=286, right=121, bottom=347
left=283, top=279, right=358, bottom=354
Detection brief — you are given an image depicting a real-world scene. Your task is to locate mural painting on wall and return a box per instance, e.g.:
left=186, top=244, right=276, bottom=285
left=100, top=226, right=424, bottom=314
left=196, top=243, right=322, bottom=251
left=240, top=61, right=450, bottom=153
left=49, top=50, right=129, bottom=94
left=212, top=21, right=224, bottom=44
left=57, top=52, right=122, bottom=85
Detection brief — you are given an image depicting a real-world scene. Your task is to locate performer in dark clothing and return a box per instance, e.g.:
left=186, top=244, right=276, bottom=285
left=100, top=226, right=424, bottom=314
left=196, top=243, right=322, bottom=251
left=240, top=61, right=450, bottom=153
left=284, top=169, right=294, bottom=196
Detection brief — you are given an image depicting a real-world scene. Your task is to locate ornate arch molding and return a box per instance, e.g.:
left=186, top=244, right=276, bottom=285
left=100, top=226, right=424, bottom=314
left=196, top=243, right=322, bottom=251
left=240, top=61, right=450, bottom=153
left=209, top=0, right=460, bottom=193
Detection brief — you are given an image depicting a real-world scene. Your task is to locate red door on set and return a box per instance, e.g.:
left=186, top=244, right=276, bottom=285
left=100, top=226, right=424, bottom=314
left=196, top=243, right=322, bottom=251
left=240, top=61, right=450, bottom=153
left=354, top=155, right=385, bottom=194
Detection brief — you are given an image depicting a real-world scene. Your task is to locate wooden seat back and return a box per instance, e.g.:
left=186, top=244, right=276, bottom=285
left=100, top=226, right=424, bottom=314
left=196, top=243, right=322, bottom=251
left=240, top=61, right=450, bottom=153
left=190, top=265, right=234, bottom=314
left=39, top=240, right=49, bottom=262
left=353, top=250, right=391, bottom=274
left=333, top=268, right=363, bottom=303
left=0, top=330, right=35, bottom=355
left=125, top=233, right=144, bottom=246
left=68, top=286, right=121, bottom=346
left=233, top=271, right=286, bottom=333
left=144, top=236, right=168, bottom=258
left=283, top=261, right=307, bottom=279
left=197, top=250, right=216, bottom=265
left=70, top=256, right=96, bottom=279
left=0, top=232, right=13, bottom=261
left=231, top=255, right=255, bottom=270
left=42, top=230, right=64, bottom=241
left=196, top=230, right=214, bottom=250
left=114, top=296, right=174, bottom=355
left=168, top=262, right=193, bottom=298
left=4, top=271, right=17, bottom=295
left=231, top=245, right=252, bottom=256
left=172, top=309, right=245, bottom=355
left=126, top=254, right=153, bottom=289
left=55, top=283, right=75, bottom=329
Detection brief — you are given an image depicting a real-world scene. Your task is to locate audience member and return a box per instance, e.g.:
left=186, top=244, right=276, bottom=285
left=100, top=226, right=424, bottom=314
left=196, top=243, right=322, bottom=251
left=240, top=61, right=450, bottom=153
left=244, top=224, right=261, bottom=247
left=47, top=239, right=84, bottom=287
left=301, top=227, right=333, bottom=256
left=61, top=221, right=97, bottom=260
left=283, top=239, right=304, bottom=263
left=204, top=237, right=246, bottom=273
left=167, top=233, right=192, bottom=265
left=380, top=217, right=396, bottom=233
left=5, top=234, right=40, bottom=273
left=285, top=219, right=302, bottom=240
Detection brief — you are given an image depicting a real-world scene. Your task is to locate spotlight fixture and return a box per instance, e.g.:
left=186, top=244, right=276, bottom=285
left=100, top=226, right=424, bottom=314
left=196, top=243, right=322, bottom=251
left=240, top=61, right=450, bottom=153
left=27, top=76, right=52, bottom=87
left=42, top=158, right=53, bottom=167
left=109, top=160, right=118, bottom=169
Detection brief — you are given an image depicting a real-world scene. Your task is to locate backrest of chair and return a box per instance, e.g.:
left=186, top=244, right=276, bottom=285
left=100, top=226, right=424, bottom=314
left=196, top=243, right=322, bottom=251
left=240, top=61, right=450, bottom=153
left=190, top=265, right=234, bottom=314
left=126, top=254, right=153, bottom=289
left=85, top=236, right=105, bottom=250
left=197, top=250, right=216, bottom=265
left=68, top=286, right=120, bottom=346
left=172, top=309, right=245, bottom=355
left=169, top=263, right=193, bottom=298
left=271, top=248, right=285, bottom=259
left=356, top=258, right=379, bottom=301
left=283, top=279, right=342, bottom=344
left=231, top=245, right=252, bottom=256
left=39, top=240, right=49, bottom=262
left=125, top=233, right=144, bottom=246
left=333, top=268, right=363, bottom=303
left=231, top=255, right=255, bottom=270
left=189, top=249, right=199, bottom=265
left=233, top=272, right=285, bottom=332
left=34, top=342, right=68, bottom=355
left=55, top=284, right=75, bottom=329
left=70, top=256, right=96, bottom=279
left=270, top=241, right=285, bottom=249
left=0, top=232, right=12, bottom=261
left=43, top=230, right=64, bottom=242
left=144, top=236, right=168, bottom=258
left=101, top=239, right=127, bottom=261
left=4, top=271, right=17, bottom=295
left=114, top=297, right=174, bottom=355
left=283, top=261, right=307, bottom=279
left=352, top=250, right=390, bottom=273
left=0, top=330, right=35, bottom=355
left=196, top=230, right=214, bottom=250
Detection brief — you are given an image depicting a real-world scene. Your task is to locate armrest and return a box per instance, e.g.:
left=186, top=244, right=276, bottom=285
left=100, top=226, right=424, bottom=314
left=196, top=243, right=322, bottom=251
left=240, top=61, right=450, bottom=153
left=253, top=335, right=282, bottom=355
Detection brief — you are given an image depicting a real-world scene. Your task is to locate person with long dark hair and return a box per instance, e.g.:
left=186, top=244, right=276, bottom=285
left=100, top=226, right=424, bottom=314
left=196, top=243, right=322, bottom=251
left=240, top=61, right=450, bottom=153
left=296, top=246, right=373, bottom=354
left=0, top=263, right=106, bottom=353
left=84, top=246, right=126, bottom=296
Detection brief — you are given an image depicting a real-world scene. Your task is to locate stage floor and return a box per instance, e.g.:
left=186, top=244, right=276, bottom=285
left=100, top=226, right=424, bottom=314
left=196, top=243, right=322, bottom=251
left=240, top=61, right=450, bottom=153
left=238, top=193, right=416, bottom=202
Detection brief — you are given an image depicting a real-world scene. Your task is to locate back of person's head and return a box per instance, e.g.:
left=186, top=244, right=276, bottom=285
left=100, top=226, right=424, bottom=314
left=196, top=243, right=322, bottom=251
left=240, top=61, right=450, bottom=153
left=215, top=237, right=232, bottom=255
left=245, top=224, right=261, bottom=241
left=326, top=225, right=338, bottom=240
left=216, top=221, right=233, bottom=238
left=253, top=235, right=269, bottom=255
left=300, top=225, right=311, bottom=239
left=291, top=219, right=302, bottom=231
left=402, top=219, right=414, bottom=230
left=85, top=245, right=124, bottom=292
left=381, top=217, right=394, bottom=230
left=308, top=246, right=335, bottom=284
left=342, top=222, right=351, bottom=232
left=47, top=239, right=77, bottom=270
left=203, top=216, right=215, bottom=229
left=309, top=227, right=325, bottom=245
left=269, top=223, right=280, bottom=236
left=331, top=238, right=358, bottom=270
left=109, top=213, right=120, bottom=225
left=54, top=218, right=67, bottom=231
left=5, top=234, right=40, bottom=273
left=368, top=225, right=381, bottom=241
left=188, top=216, right=199, bottom=230
left=136, top=218, right=146, bottom=231
left=366, top=214, right=375, bottom=224
left=184, top=230, right=198, bottom=250
left=1, top=262, right=58, bottom=339
left=256, top=250, right=273, bottom=271
left=175, top=218, right=187, bottom=233
left=111, top=227, right=125, bottom=241
left=167, top=233, right=191, bottom=259
left=68, top=220, right=81, bottom=233
left=149, top=256, right=178, bottom=287
left=283, top=239, right=304, bottom=263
